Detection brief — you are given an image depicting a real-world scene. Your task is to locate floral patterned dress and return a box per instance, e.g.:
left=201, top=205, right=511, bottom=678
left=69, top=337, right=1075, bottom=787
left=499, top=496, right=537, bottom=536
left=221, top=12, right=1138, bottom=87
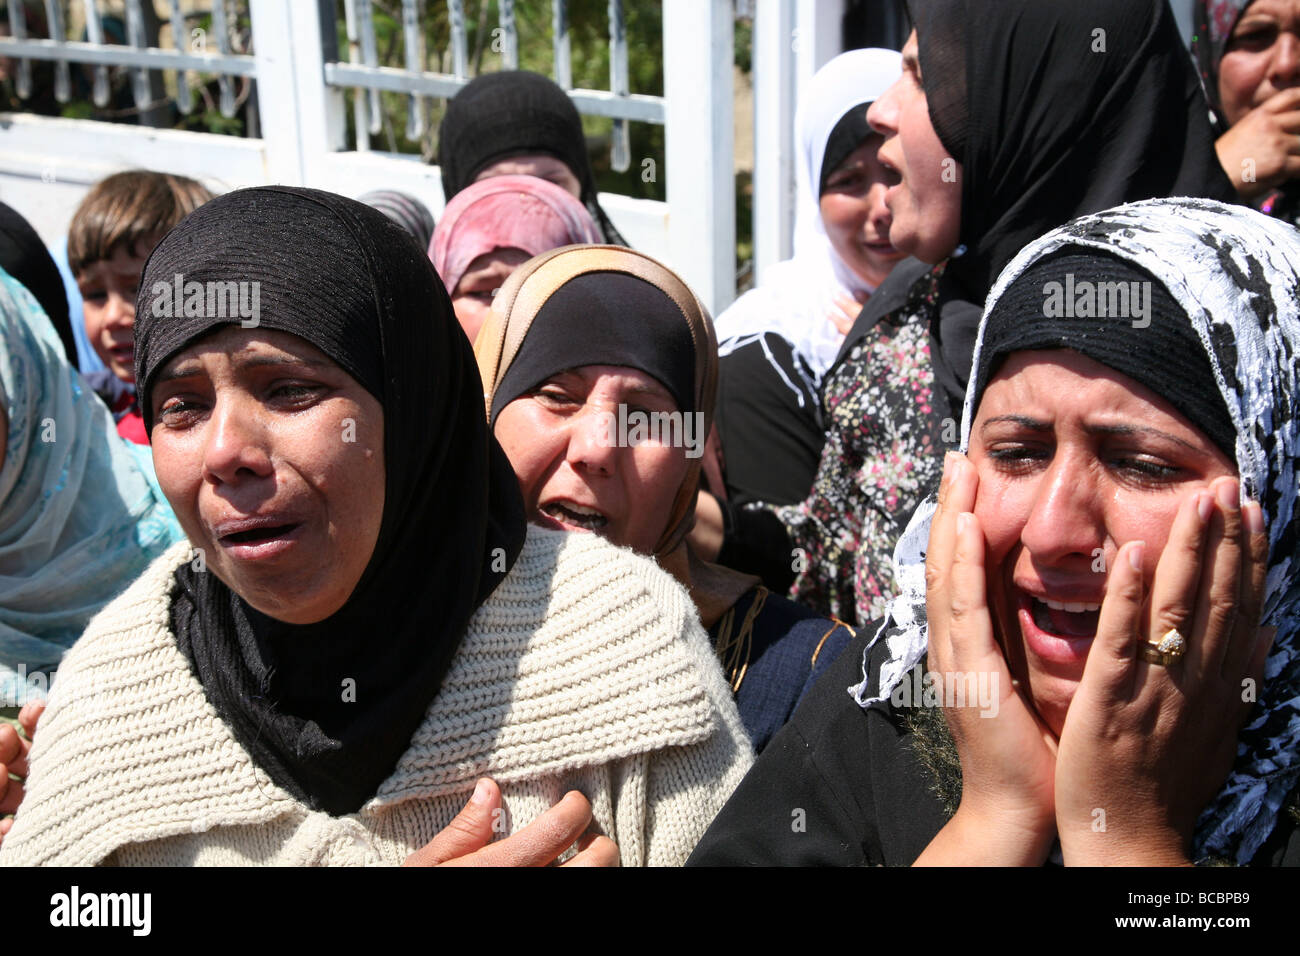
left=746, top=263, right=952, bottom=627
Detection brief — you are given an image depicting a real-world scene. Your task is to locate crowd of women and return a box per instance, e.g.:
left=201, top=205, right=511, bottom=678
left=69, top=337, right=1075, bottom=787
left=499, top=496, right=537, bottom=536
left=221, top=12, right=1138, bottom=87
left=0, top=0, right=1297, bottom=867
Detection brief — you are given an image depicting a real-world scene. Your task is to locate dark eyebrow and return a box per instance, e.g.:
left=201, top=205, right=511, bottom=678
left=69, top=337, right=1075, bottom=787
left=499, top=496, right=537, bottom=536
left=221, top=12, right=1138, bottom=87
left=544, top=369, right=674, bottom=402
left=234, top=354, right=333, bottom=373
left=150, top=362, right=202, bottom=388
left=151, top=353, right=332, bottom=387
left=980, top=415, right=1204, bottom=454
left=902, top=49, right=920, bottom=73
left=1082, top=422, right=1201, bottom=454
left=981, top=414, right=1050, bottom=432
left=623, top=382, right=675, bottom=402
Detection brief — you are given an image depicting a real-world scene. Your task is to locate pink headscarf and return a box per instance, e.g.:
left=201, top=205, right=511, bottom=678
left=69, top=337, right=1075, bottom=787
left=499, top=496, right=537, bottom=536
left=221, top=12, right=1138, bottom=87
left=430, top=174, right=603, bottom=294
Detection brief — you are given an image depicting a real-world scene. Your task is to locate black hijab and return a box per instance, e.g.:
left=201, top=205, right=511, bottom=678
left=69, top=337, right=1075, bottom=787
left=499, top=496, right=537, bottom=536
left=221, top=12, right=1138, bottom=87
left=490, top=271, right=699, bottom=426
left=1192, top=0, right=1252, bottom=136
left=0, top=202, right=76, bottom=368
left=437, top=70, right=628, bottom=246
left=837, top=0, right=1237, bottom=414
left=135, top=186, right=527, bottom=815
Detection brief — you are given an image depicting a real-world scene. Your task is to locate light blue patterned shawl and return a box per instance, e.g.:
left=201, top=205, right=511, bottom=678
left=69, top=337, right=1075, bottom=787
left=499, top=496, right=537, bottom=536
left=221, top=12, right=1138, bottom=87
left=0, top=267, right=181, bottom=704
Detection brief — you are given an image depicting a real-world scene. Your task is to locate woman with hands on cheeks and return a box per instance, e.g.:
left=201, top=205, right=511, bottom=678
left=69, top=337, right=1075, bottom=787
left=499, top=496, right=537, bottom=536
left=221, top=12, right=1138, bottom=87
left=689, top=198, right=1300, bottom=866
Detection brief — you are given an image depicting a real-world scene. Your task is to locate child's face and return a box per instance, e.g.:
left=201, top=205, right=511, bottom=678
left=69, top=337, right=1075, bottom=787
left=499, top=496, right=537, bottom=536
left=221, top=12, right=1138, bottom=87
left=77, top=237, right=158, bottom=383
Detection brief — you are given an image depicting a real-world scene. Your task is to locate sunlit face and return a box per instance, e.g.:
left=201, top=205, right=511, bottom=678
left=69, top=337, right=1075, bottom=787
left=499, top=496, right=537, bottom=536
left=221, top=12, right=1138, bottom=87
left=473, top=154, right=583, bottom=199
left=451, top=247, right=531, bottom=344
left=866, top=31, right=962, bottom=263
left=970, top=351, right=1237, bottom=737
left=1218, top=0, right=1300, bottom=126
left=77, top=238, right=158, bottom=383
left=493, top=365, right=690, bottom=555
left=150, top=326, right=385, bottom=625
left=818, top=134, right=907, bottom=288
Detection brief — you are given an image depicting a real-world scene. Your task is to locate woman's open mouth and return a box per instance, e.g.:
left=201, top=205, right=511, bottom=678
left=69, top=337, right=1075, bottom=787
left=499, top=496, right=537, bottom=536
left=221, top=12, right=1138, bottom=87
left=1018, top=591, right=1101, bottom=664
left=214, top=518, right=303, bottom=560
left=539, top=501, right=608, bottom=532
left=1031, top=596, right=1100, bottom=636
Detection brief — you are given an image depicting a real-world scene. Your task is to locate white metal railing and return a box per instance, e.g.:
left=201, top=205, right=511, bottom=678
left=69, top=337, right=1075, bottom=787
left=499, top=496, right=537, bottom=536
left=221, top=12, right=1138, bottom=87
left=0, top=0, right=736, bottom=312
left=329, top=0, right=662, bottom=163
left=0, top=1, right=669, bottom=142
left=0, top=0, right=256, bottom=113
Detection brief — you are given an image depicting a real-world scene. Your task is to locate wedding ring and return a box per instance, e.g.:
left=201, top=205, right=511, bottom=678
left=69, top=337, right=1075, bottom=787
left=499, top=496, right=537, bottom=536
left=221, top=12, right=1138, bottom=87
left=1137, top=628, right=1187, bottom=667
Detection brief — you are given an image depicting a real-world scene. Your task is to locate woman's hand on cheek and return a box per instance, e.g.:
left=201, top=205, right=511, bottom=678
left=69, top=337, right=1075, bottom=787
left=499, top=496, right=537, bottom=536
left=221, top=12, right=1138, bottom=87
left=1215, top=87, right=1300, bottom=200
left=1055, top=477, right=1271, bottom=866
left=915, top=453, right=1058, bottom=866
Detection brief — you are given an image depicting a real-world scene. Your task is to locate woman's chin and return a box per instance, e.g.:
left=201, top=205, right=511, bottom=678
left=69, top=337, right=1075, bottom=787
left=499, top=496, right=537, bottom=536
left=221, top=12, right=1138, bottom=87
left=850, top=248, right=908, bottom=287
left=1025, top=675, right=1076, bottom=740
left=208, top=552, right=353, bottom=625
left=1013, top=608, right=1087, bottom=739
left=240, top=585, right=349, bottom=625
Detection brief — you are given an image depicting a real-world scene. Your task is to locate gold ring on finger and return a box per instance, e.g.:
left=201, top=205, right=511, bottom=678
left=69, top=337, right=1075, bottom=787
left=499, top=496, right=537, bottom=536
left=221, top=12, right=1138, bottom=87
left=1137, top=628, right=1187, bottom=667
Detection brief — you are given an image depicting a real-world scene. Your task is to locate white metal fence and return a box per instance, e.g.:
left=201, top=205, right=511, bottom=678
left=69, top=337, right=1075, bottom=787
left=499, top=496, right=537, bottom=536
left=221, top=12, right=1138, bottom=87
left=0, top=0, right=738, bottom=312
left=331, top=0, right=659, bottom=165
left=0, top=0, right=1206, bottom=313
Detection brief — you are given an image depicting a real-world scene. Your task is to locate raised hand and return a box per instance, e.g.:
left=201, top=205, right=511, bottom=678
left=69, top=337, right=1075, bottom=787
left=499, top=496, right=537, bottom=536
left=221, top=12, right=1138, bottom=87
left=828, top=292, right=864, bottom=336
left=1215, top=87, right=1300, bottom=200
left=1055, top=477, right=1271, bottom=865
left=914, top=452, right=1058, bottom=866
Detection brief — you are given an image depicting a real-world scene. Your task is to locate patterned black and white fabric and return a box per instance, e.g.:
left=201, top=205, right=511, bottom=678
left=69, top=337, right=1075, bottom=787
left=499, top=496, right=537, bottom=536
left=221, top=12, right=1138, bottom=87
left=854, top=197, right=1300, bottom=864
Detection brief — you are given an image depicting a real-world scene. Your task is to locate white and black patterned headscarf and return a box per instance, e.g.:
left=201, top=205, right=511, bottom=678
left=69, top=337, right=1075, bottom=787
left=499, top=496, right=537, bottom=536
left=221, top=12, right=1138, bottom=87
left=855, top=197, right=1300, bottom=864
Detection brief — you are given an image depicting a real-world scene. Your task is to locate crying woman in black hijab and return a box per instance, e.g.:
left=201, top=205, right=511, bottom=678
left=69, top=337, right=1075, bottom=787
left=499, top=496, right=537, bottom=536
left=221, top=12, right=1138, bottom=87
left=135, top=186, right=529, bottom=816
left=699, top=0, right=1239, bottom=629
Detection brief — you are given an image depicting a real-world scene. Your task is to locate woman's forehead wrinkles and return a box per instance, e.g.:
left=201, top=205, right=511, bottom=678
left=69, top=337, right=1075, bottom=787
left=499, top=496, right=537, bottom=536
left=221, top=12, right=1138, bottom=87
left=156, top=331, right=337, bottom=384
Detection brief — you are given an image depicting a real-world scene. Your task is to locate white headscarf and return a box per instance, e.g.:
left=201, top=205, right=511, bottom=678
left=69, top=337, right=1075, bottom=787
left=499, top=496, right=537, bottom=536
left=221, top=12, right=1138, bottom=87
left=854, top=198, right=1300, bottom=865
left=717, top=49, right=902, bottom=380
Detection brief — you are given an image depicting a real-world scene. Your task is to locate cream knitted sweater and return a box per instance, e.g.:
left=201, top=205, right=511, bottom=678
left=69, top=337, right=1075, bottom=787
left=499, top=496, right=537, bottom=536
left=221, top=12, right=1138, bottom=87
left=0, top=527, right=754, bottom=866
